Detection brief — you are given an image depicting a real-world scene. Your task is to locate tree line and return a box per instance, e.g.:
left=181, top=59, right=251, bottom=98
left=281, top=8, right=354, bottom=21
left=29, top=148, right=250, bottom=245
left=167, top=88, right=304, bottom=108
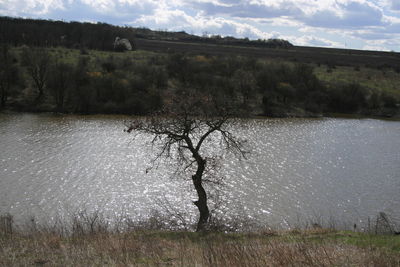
left=133, top=27, right=293, bottom=48
left=0, top=16, right=135, bottom=51
left=1, top=45, right=398, bottom=117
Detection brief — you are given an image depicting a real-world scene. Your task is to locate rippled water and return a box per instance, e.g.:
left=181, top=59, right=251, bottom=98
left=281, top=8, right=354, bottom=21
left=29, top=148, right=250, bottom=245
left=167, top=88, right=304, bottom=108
left=1, top=113, right=399, bottom=229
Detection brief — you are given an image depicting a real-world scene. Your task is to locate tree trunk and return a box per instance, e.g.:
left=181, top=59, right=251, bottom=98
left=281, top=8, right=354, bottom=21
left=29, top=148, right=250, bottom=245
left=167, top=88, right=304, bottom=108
left=35, top=87, right=44, bottom=103
left=56, top=89, right=65, bottom=112
left=0, top=89, right=5, bottom=108
left=192, top=158, right=210, bottom=232
left=0, top=85, right=8, bottom=109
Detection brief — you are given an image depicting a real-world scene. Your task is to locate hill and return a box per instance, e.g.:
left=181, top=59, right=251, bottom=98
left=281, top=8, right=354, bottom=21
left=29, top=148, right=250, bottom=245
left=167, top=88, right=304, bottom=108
left=0, top=16, right=399, bottom=118
left=1, top=16, right=399, bottom=70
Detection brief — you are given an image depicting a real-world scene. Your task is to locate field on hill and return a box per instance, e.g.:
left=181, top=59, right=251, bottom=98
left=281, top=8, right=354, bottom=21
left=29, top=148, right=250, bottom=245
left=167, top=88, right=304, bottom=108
left=134, top=38, right=400, bottom=70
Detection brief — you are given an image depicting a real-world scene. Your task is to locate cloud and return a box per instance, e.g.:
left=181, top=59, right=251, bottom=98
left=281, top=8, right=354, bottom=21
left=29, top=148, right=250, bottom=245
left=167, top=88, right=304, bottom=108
left=183, top=0, right=389, bottom=36
left=19, top=0, right=158, bottom=25
left=303, top=1, right=384, bottom=28
left=80, top=0, right=116, bottom=13
left=352, top=30, right=390, bottom=40
left=0, top=0, right=65, bottom=16
left=76, top=0, right=158, bottom=17
left=189, top=1, right=304, bottom=19
left=362, top=36, right=400, bottom=51
left=390, top=0, right=400, bottom=10
left=363, top=45, right=390, bottom=51
left=134, top=7, right=274, bottom=39
left=292, top=35, right=343, bottom=48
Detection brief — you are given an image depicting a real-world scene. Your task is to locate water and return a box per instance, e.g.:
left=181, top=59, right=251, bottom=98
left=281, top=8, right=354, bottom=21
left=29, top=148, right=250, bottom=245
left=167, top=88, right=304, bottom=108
left=1, top=113, right=399, bottom=229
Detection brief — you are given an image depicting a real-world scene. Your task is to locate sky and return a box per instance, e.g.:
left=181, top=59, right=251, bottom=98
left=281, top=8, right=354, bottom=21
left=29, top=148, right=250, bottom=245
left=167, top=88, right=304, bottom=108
left=1, top=0, right=399, bottom=51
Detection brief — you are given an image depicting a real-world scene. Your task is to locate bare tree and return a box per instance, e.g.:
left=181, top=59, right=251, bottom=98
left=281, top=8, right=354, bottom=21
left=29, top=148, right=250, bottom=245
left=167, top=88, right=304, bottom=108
left=233, top=69, right=257, bottom=107
left=0, top=45, right=19, bottom=109
left=48, top=61, right=73, bottom=112
left=20, top=47, right=51, bottom=102
left=126, top=92, right=247, bottom=231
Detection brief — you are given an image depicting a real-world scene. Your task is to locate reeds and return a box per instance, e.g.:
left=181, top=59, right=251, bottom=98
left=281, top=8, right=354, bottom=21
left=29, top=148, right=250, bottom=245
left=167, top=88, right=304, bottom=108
left=2, top=229, right=399, bottom=266
left=1, top=213, right=400, bottom=266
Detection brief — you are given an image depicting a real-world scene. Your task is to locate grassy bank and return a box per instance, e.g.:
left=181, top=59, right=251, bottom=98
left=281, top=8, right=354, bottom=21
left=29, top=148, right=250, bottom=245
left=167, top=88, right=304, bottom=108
left=1, top=228, right=400, bottom=266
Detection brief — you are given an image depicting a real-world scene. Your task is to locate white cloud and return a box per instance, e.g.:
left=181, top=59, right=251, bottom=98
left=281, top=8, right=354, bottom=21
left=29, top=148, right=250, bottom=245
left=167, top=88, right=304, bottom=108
left=262, top=17, right=303, bottom=27
left=80, top=0, right=115, bottom=13
left=292, top=35, right=343, bottom=48
left=0, top=0, right=65, bottom=15
left=363, top=45, right=390, bottom=51
left=135, top=7, right=275, bottom=39
left=383, top=14, right=400, bottom=24
left=390, top=0, right=400, bottom=10
left=362, top=37, right=400, bottom=51
left=135, top=8, right=189, bottom=26
left=302, top=1, right=384, bottom=28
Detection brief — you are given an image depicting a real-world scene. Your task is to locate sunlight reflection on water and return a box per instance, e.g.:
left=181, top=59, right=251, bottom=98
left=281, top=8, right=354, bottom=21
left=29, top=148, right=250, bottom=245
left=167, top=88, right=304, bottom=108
left=0, top=113, right=399, bottom=229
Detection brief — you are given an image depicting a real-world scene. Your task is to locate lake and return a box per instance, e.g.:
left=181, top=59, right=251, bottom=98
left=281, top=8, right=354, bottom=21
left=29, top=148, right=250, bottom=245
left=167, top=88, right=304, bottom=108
left=1, top=113, right=399, bottom=230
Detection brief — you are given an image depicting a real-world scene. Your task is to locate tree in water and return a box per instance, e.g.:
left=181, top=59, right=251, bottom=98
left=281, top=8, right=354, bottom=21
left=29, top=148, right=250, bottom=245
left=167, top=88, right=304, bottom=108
left=126, top=91, right=247, bottom=231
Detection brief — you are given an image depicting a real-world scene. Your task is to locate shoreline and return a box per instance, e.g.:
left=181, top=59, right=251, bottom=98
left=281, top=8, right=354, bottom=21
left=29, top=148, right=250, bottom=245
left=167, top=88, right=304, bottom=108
left=2, top=108, right=399, bottom=121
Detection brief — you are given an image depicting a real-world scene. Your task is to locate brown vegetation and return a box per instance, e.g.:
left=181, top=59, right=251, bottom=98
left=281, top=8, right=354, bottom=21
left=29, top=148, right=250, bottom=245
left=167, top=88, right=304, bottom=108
left=2, top=212, right=400, bottom=266
left=1, top=228, right=400, bottom=266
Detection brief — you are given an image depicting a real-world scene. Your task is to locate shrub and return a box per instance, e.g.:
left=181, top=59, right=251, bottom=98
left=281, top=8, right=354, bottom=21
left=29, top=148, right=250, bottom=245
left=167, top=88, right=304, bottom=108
left=327, top=83, right=367, bottom=113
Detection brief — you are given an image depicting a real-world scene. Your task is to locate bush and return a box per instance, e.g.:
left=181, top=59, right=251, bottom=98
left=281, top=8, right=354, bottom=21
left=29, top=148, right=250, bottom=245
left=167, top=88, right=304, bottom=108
left=101, top=61, right=116, bottom=73
left=327, top=83, right=367, bottom=113
left=381, top=92, right=398, bottom=108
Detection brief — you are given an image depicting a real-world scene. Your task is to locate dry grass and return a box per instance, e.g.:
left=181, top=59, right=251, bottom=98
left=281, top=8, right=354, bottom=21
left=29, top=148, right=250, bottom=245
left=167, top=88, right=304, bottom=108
left=1, top=213, right=400, bottom=266
left=1, top=229, right=400, bottom=266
